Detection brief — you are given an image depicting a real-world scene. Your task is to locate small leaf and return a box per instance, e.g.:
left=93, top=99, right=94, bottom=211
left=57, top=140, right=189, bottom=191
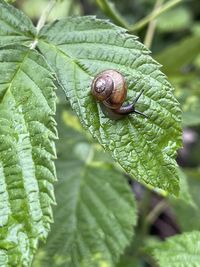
left=0, top=45, right=57, bottom=266
left=33, top=104, right=137, bottom=267
left=155, top=35, right=200, bottom=76
left=170, top=169, right=200, bottom=232
left=172, top=169, right=196, bottom=208
left=179, top=86, right=200, bottom=127
left=156, top=35, right=200, bottom=127
left=157, top=7, right=192, bottom=33
left=149, top=231, right=200, bottom=267
left=0, top=0, right=36, bottom=46
left=38, top=16, right=182, bottom=194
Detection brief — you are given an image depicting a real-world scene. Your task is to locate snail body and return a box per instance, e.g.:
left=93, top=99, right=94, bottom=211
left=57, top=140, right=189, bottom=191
left=91, top=69, right=147, bottom=118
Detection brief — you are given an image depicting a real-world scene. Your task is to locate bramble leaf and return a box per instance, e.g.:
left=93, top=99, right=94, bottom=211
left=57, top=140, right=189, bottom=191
left=38, top=16, right=182, bottom=194
left=0, top=45, right=57, bottom=266
left=149, top=231, right=200, bottom=267
left=33, top=104, right=137, bottom=267
left=0, top=0, right=36, bottom=46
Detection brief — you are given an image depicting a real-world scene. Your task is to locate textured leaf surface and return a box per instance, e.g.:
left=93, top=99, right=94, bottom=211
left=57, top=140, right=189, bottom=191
left=0, top=45, right=57, bottom=266
left=33, top=104, right=137, bottom=267
left=150, top=231, right=200, bottom=267
left=0, top=0, right=35, bottom=46
left=38, top=16, right=182, bottom=194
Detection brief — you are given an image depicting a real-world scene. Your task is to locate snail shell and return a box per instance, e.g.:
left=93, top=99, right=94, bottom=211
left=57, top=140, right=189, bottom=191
left=91, top=70, right=127, bottom=109
left=91, top=69, right=147, bottom=119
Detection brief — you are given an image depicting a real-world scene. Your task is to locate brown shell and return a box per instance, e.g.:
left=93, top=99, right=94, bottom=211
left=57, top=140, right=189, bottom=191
left=91, top=71, right=113, bottom=101
left=91, top=70, right=127, bottom=109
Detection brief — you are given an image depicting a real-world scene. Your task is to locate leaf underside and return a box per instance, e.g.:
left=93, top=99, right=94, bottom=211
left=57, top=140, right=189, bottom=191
left=0, top=45, right=57, bottom=266
left=33, top=105, right=137, bottom=267
left=37, top=16, right=182, bottom=194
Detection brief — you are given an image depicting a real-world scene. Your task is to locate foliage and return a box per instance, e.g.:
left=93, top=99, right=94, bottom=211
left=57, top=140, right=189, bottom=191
left=0, top=45, right=57, bottom=266
left=156, top=34, right=200, bottom=127
left=149, top=231, right=200, bottom=267
left=156, top=6, right=192, bottom=33
left=0, top=0, right=200, bottom=267
left=0, top=0, right=35, bottom=46
left=33, top=104, right=137, bottom=267
left=38, top=16, right=181, bottom=194
left=170, top=169, right=200, bottom=232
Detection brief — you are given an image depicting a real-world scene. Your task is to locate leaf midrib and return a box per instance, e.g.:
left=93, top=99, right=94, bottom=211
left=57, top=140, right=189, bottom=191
left=1, top=49, right=30, bottom=103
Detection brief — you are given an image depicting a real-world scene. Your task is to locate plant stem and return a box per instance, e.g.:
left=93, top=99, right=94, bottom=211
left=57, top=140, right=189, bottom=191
left=36, top=0, right=57, bottom=34
left=140, top=190, right=152, bottom=238
left=30, top=0, right=57, bottom=49
left=66, top=0, right=75, bottom=17
left=146, top=199, right=168, bottom=224
left=96, top=0, right=129, bottom=29
left=144, top=0, right=164, bottom=48
left=139, top=192, right=168, bottom=240
left=129, top=0, right=182, bottom=32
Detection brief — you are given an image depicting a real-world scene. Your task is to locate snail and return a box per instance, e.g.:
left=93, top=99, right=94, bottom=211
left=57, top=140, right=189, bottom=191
left=91, top=69, right=147, bottom=118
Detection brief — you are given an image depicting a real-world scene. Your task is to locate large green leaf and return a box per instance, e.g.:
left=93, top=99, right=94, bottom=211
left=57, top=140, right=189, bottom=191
left=37, top=16, right=182, bottom=195
left=0, top=45, right=57, bottom=266
left=0, top=0, right=36, bottom=46
left=33, top=104, right=137, bottom=267
left=149, top=231, right=200, bottom=267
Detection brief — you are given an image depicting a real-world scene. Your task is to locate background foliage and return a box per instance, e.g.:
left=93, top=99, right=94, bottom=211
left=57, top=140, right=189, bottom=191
left=0, top=0, right=200, bottom=266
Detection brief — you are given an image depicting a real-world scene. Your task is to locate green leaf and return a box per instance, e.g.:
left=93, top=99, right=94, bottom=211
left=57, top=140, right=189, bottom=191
left=33, top=104, right=137, bottom=267
left=171, top=169, right=196, bottom=208
left=157, top=7, right=192, bottom=33
left=37, top=16, right=182, bottom=195
left=170, top=169, right=200, bottom=232
left=155, top=35, right=200, bottom=76
left=156, top=35, right=200, bottom=126
left=149, top=231, right=200, bottom=267
left=0, top=0, right=36, bottom=46
left=0, top=45, right=57, bottom=266
left=179, top=86, right=200, bottom=127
